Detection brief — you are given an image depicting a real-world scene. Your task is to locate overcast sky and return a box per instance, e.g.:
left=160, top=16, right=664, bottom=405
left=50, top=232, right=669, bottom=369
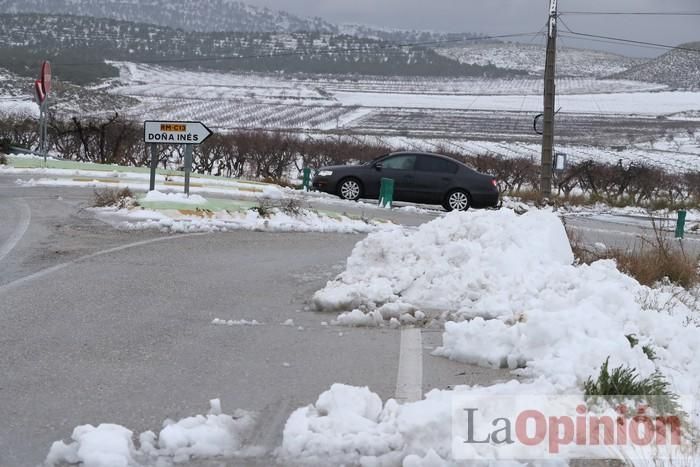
left=250, top=0, right=699, bottom=57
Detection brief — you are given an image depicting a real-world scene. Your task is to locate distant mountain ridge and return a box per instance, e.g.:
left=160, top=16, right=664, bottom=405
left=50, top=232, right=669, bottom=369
left=0, top=0, right=337, bottom=33
left=0, top=0, right=483, bottom=44
left=0, top=14, right=524, bottom=84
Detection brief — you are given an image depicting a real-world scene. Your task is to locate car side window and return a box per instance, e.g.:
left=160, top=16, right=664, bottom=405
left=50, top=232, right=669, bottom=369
left=416, top=155, right=458, bottom=174
left=381, top=155, right=416, bottom=170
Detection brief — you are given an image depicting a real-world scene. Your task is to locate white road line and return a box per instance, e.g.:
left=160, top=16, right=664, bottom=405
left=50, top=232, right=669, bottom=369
left=0, top=199, right=31, bottom=264
left=395, top=326, right=423, bottom=403
left=0, top=233, right=207, bottom=294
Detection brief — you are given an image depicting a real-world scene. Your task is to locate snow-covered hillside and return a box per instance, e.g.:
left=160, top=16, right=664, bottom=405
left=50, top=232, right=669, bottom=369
left=0, top=0, right=338, bottom=34
left=437, top=42, right=643, bottom=78
left=0, top=0, right=484, bottom=45
left=614, top=42, right=700, bottom=90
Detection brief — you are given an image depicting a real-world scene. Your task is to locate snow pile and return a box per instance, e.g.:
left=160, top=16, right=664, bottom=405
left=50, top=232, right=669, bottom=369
left=99, top=206, right=395, bottom=234
left=280, top=382, right=556, bottom=466
left=45, top=424, right=136, bottom=467
left=281, top=209, right=700, bottom=464
left=45, top=399, right=256, bottom=467
left=314, top=209, right=573, bottom=321
left=142, top=190, right=208, bottom=205
left=314, top=209, right=700, bottom=389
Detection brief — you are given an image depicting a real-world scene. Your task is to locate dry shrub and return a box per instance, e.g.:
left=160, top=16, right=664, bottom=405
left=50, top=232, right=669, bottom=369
left=611, top=244, right=698, bottom=289
left=512, top=189, right=544, bottom=204
left=93, top=187, right=135, bottom=208
left=566, top=219, right=699, bottom=288
left=0, top=153, right=7, bottom=165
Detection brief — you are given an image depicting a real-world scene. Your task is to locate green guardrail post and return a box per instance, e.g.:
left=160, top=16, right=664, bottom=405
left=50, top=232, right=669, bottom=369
left=379, top=178, right=394, bottom=208
left=302, top=168, right=311, bottom=191
left=675, top=210, right=687, bottom=239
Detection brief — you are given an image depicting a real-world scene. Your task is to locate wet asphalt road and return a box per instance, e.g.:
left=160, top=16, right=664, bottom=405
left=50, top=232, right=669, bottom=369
left=1, top=175, right=698, bottom=466
left=0, top=177, right=512, bottom=467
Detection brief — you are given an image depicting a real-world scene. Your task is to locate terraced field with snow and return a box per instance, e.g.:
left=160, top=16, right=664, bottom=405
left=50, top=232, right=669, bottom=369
left=3, top=62, right=697, bottom=172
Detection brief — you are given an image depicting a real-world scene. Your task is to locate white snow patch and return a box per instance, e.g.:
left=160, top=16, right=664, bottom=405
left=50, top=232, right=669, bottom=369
left=45, top=400, right=257, bottom=466
left=143, top=190, right=208, bottom=205
left=94, top=206, right=395, bottom=235
left=279, top=382, right=554, bottom=466
left=212, top=318, right=263, bottom=326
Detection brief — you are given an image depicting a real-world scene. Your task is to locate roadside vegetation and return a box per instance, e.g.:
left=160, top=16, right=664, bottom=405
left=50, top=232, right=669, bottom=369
left=92, top=187, right=136, bottom=209
left=2, top=115, right=699, bottom=210
left=566, top=219, right=699, bottom=288
left=584, top=358, right=682, bottom=418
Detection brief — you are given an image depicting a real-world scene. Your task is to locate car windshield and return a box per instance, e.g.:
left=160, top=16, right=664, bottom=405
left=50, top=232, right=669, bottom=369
left=363, top=153, right=389, bottom=166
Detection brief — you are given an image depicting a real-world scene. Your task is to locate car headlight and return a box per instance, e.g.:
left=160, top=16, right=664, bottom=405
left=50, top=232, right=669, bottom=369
left=318, top=170, right=333, bottom=177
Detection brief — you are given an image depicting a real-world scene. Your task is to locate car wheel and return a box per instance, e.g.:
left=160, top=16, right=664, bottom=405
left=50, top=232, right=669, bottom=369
left=338, top=178, right=362, bottom=201
left=444, top=189, right=471, bottom=211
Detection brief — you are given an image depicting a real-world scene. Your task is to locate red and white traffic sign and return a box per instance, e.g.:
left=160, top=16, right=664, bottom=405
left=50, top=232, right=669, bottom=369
left=40, top=61, right=52, bottom=96
left=33, top=61, right=51, bottom=105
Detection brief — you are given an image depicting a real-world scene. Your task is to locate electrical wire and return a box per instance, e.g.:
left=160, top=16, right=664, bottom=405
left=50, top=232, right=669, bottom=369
left=558, top=29, right=700, bottom=55
left=561, top=11, right=700, bottom=16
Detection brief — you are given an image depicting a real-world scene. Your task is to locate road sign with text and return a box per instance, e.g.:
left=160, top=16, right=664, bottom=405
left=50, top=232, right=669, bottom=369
left=144, top=120, right=213, bottom=145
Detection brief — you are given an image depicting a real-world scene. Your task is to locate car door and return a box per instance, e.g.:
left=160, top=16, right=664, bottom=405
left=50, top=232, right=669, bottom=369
left=375, top=154, right=418, bottom=201
left=412, top=155, right=459, bottom=203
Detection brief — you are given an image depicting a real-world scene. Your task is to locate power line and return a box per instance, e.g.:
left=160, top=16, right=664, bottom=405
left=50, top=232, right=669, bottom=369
left=52, top=32, right=542, bottom=67
left=560, top=29, right=700, bottom=54
left=558, top=33, right=675, bottom=53
left=561, top=11, right=700, bottom=16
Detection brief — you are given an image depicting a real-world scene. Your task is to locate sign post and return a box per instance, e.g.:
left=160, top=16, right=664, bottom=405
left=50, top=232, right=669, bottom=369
left=149, top=144, right=159, bottom=191
left=183, top=144, right=193, bottom=196
left=143, top=120, right=213, bottom=195
left=33, top=61, right=52, bottom=166
left=676, top=210, right=687, bottom=239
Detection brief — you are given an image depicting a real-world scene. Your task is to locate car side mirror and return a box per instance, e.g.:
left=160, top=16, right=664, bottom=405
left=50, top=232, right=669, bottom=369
left=374, top=162, right=383, bottom=171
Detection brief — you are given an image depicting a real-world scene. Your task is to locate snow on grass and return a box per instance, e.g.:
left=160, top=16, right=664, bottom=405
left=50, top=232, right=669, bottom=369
left=281, top=209, right=700, bottom=465
left=143, top=190, right=208, bottom=205
left=0, top=98, right=39, bottom=118
left=4, top=155, right=285, bottom=198
left=45, top=399, right=257, bottom=467
left=334, top=90, right=700, bottom=115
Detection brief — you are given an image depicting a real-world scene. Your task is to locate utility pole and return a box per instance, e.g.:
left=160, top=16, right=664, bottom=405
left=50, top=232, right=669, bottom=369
left=540, top=0, right=558, bottom=197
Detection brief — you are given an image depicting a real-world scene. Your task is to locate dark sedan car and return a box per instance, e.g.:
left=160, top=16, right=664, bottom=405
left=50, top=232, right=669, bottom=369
left=312, top=152, right=499, bottom=211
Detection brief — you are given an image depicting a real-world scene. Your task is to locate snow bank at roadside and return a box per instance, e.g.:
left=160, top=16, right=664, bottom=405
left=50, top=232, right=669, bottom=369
left=281, top=209, right=700, bottom=465
left=313, top=209, right=700, bottom=390
left=45, top=399, right=257, bottom=467
left=279, top=382, right=557, bottom=466
left=313, top=209, right=573, bottom=320
left=95, top=206, right=395, bottom=234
